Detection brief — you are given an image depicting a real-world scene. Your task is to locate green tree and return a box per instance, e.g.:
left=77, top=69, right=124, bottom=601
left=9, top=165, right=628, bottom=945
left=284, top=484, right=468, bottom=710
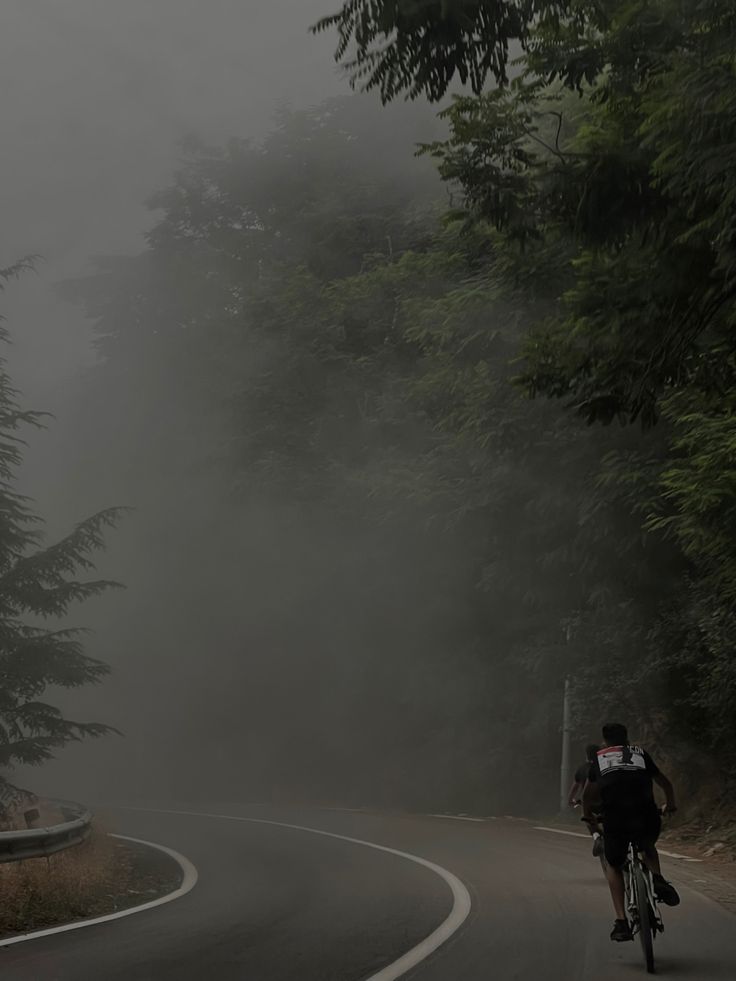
left=66, top=83, right=736, bottom=810
left=63, top=102, right=513, bottom=810
left=317, top=1, right=736, bottom=425
left=313, top=0, right=559, bottom=100
left=314, top=3, right=736, bottom=780
left=0, top=262, right=123, bottom=777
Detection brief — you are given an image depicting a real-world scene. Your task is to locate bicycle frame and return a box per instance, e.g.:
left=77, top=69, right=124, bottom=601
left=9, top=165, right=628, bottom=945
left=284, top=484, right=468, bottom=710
left=622, top=841, right=664, bottom=973
left=623, top=843, right=663, bottom=929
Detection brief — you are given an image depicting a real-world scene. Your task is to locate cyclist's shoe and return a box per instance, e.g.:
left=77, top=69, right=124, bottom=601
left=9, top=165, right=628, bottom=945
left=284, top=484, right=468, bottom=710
left=653, top=873, right=680, bottom=906
left=592, top=834, right=605, bottom=858
left=610, top=919, right=633, bottom=942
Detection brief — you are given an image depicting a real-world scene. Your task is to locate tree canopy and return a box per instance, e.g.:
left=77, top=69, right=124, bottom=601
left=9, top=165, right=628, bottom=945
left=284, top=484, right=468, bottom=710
left=62, top=82, right=736, bottom=811
left=311, top=0, right=736, bottom=791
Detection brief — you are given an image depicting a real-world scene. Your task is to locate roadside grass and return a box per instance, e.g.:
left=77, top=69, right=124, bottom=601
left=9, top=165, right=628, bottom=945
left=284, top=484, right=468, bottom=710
left=0, top=827, right=134, bottom=935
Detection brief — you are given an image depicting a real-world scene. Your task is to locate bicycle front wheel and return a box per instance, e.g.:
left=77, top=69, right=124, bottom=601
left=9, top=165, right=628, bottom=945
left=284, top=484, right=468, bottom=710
left=634, top=864, right=655, bottom=973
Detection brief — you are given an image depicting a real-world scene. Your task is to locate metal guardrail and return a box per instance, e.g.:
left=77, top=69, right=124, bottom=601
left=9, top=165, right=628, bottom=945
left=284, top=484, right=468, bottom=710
left=0, top=799, right=92, bottom=864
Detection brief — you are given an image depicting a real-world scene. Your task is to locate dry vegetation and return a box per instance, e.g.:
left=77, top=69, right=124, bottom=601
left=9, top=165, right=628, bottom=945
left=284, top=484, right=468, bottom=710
left=0, top=826, right=180, bottom=937
left=0, top=829, right=130, bottom=935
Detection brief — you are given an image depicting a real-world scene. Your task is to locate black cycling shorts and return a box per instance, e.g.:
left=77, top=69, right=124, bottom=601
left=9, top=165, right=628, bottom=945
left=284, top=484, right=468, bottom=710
left=603, top=809, right=661, bottom=868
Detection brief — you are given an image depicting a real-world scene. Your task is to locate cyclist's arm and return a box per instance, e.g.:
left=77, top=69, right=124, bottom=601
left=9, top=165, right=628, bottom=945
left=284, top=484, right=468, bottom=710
left=653, top=771, right=677, bottom=812
left=567, top=779, right=582, bottom=807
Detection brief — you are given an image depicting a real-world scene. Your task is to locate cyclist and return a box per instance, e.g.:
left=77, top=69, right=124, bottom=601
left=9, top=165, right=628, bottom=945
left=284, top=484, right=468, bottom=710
left=582, top=722, right=680, bottom=942
left=568, top=744, right=605, bottom=858
left=568, top=743, right=599, bottom=807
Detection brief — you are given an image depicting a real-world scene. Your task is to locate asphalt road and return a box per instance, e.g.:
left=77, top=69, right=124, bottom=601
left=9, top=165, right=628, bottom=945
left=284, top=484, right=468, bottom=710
left=1, top=803, right=734, bottom=980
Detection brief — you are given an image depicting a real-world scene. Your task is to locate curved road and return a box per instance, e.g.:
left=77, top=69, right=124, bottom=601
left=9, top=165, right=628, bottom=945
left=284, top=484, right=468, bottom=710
left=1, top=803, right=734, bottom=979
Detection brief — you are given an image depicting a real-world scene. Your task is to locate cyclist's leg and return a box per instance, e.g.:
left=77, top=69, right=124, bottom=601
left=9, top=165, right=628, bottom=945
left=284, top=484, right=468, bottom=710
left=604, top=864, right=627, bottom=918
left=639, top=811, right=680, bottom=906
left=641, top=844, right=662, bottom=875
left=639, top=805, right=663, bottom=874
left=602, top=826, right=628, bottom=920
left=603, top=839, right=632, bottom=940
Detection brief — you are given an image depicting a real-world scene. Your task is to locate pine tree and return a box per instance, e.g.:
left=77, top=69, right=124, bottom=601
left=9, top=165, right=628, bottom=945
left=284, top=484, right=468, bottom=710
left=0, top=261, right=123, bottom=785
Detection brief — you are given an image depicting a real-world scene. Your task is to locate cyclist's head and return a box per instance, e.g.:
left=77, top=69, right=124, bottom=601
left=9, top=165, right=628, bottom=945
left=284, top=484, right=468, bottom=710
left=585, top=743, right=599, bottom=762
left=602, top=722, right=628, bottom=745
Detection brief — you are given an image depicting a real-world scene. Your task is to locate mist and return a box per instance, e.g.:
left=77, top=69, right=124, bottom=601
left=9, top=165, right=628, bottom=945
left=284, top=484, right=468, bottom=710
left=2, top=0, right=709, bottom=824
left=2, top=0, right=337, bottom=797
left=2, top=6, right=734, bottom=978
left=3, top=0, right=337, bottom=383
left=3, top=1, right=519, bottom=814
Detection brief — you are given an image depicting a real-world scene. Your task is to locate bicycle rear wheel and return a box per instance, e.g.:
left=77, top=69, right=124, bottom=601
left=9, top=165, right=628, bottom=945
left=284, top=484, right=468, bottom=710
left=634, top=864, right=655, bottom=973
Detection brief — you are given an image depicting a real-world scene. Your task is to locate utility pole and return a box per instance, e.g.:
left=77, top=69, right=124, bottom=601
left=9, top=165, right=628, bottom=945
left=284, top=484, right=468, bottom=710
left=559, top=675, right=572, bottom=813
left=559, top=622, right=573, bottom=813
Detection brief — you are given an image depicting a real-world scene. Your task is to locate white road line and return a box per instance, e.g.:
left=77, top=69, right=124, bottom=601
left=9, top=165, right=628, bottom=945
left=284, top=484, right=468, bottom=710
left=660, top=851, right=702, bottom=862
left=319, top=806, right=368, bottom=813
left=0, top=833, right=198, bottom=948
left=123, top=805, right=472, bottom=981
left=533, top=826, right=702, bottom=861
left=534, top=826, right=589, bottom=839
left=429, top=813, right=485, bottom=823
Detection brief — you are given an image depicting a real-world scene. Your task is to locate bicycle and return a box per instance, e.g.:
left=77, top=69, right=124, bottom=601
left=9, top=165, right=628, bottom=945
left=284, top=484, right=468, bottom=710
left=581, top=809, right=672, bottom=972
left=621, top=837, right=665, bottom=974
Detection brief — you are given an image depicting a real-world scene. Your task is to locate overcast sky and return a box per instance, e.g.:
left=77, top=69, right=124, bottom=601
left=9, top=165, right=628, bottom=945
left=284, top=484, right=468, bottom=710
left=2, top=0, right=340, bottom=394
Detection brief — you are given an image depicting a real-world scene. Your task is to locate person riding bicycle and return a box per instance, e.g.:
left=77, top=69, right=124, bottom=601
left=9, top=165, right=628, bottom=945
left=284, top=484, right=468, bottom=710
left=582, top=722, right=680, bottom=942
left=568, top=744, right=605, bottom=858
left=568, top=743, right=599, bottom=807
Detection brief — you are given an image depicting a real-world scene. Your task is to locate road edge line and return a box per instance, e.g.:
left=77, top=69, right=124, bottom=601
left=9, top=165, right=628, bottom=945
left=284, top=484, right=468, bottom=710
left=428, top=814, right=485, bottom=823
left=0, top=833, right=198, bottom=948
left=124, top=806, right=472, bottom=981
left=533, top=825, right=589, bottom=839
left=533, top=825, right=703, bottom=862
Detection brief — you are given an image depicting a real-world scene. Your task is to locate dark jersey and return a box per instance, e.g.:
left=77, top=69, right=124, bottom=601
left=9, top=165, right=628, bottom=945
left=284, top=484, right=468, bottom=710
left=588, top=744, right=660, bottom=815
left=574, top=761, right=592, bottom=785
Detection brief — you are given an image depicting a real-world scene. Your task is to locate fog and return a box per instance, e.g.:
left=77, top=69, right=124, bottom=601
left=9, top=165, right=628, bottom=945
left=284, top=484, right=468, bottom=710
left=1, top=0, right=702, bottom=832
left=1, top=10, right=732, bottom=978
left=4, top=1, right=523, bottom=813
left=3, top=0, right=334, bottom=798
left=3, top=0, right=338, bottom=387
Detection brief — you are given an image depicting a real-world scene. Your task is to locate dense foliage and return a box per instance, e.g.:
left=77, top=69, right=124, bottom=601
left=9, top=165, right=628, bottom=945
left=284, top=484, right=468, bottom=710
left=308, top=0, right=736, bottom=798
left=56, top=43, right=729, bottom=813
left=0, top=263, right=122, bottom=789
